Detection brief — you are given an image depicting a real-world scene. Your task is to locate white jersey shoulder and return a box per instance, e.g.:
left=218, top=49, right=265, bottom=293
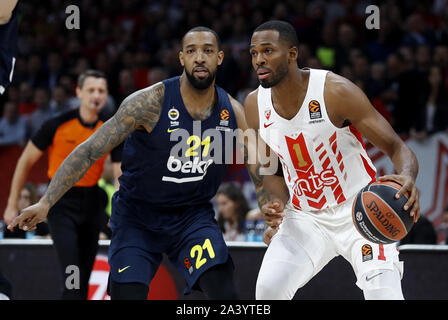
left=257, top=68, right=376, bottom=212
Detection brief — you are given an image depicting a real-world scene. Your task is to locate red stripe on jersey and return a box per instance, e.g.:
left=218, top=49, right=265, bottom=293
left=292, top=194, right=301, bottom=210
left=319, top=150, right=327, bottom=161
left=315, top=142, right=324, bottom=152
left=349, top=125, right=367, bottom=150
left=329, top=132, right=337, bottom=145
left=336, top=192, right=346, bottom=204
left=336, top=151, right=342, bottom=163
left=322, top=157, right=330, bottom=169
left=331, top=140, right=337, bottom=154
left=360, top=153, right=376, bottom=183
left=378, top=244, right=386, bottom=261
left=333, top=184, right=343, bottom=200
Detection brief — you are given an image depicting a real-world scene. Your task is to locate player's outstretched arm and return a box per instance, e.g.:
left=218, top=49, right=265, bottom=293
left=325, top=72, right=420, bottom=221
left=8, top=82, right=165, bottom=232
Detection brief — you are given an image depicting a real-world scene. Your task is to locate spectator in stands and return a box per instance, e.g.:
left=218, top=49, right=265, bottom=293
left=46, top=52, right=64, bottom=92
left=49, top=85, right=70, bottom=114
left=366, top=62, right=394, bottom=123
left=0, top=101, right=26, bottom=146
left=401, top=13, right=431, bottom=48
left=316, top=23, right=336, bottom=69
left=216, top=183, right=250, bottom=242
left=116, top=69, right=136, bottom=103
left=26, top=54, right=48, bottom=88
left=17, top=82, right=36, bottom=116
left=411, top=65, right=448, bottom=140
left=28, top=87, right=53, bottom=138
left=384, top=52, right=427, bottom=135
left=147, top=67, right=168, bottom=86
left=334, top=23, right=357, bottom=72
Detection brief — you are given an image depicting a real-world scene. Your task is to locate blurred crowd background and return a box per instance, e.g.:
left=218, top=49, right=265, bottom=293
left=1, top=0, right=447, bottom=242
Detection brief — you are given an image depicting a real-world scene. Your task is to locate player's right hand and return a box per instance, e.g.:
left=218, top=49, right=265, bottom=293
left=7, top=201, right=49, bottom=232
left=3, top=205, right=19, bottom=226
left=263, top=226, right=278, bottom=245
left=261, top=199, right=285, bottom=228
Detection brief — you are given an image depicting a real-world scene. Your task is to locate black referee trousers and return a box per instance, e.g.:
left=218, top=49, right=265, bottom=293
left=47, top=185, right=105, bottom=300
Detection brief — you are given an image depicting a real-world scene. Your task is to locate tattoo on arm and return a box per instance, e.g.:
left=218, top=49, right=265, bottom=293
left=45, top=83, right=165, bottom=207
left=240, top=141, right=273, bottom=209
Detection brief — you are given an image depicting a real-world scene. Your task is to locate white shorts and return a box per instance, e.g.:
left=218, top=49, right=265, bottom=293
left=271, top=194, right=403, bottom=289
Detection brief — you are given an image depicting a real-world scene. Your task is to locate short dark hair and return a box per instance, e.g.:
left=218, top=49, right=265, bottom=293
left=77, top=69, right=107, bottom=89
left=182, top=26, right=221, bottom=50
left=254, top=20, right=299, bottom=48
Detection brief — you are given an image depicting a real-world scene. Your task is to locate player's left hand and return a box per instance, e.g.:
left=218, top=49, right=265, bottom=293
left=263, top=226, right=278, bottom=246
left=261, top=199, right=286, bottom=228
left=8, top=200, right=50, bottom=232
left=378, top=174, right=420, bottom=223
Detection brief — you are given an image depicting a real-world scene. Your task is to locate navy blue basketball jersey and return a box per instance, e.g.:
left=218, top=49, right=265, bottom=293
left=0, top=7, right=18, bottom=95
left=117, top=76, right=238, bottom=208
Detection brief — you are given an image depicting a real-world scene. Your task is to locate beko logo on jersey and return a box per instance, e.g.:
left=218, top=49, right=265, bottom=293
left=167, top=156, right=213, bottom=174
left=163, top=156, right=214, bottom=183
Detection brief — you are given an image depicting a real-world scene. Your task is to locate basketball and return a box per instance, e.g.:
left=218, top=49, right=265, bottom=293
left=352, top=181, right=414, bottom=244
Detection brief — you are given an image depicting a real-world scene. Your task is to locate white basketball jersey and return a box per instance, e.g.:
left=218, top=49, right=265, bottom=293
left=258, top=68, right=377, bottom=212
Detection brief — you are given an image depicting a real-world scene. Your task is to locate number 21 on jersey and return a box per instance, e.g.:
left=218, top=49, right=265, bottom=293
left=190, top=238, right=215, bottom=269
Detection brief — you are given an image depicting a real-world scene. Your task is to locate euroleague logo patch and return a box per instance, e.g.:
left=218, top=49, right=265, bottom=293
left=362, top=244, right=373, bottom=262
left=220, top=109, right=230, bottom=121
left=308, top=100, right=322, bottom=120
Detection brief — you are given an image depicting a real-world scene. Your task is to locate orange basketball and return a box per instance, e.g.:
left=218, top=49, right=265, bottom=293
left=352, top=181, right=414, bottom=244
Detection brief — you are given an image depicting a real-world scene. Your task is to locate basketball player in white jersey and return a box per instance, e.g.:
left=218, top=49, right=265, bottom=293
left=244, top=20, right=420, bottom=300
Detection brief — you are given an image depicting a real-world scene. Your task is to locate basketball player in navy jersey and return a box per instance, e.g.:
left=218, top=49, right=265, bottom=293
left=0, top=0, right=18, bottom=95
left=0, top=0, right=19, bottom=300
left=8, top=27, right=263, bottom=299
left=244, top=20, right=420, bottom=300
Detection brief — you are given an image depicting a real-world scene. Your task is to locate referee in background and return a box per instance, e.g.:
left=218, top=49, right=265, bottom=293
left=4, top=70, right=122, bottom=299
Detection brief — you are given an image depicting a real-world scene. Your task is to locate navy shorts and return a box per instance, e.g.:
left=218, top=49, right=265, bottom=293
left=108, top=193, right=229, bottom=294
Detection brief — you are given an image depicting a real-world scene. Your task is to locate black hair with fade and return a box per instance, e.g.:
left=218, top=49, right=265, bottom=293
left=77, top=69, right=107, bottom=89
left=254, top=20, right=299, bottom=48
left=181, top=26, right=222, bottom=50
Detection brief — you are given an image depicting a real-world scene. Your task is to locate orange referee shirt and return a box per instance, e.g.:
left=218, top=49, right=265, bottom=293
left=31, top=108, right=121, bottom=187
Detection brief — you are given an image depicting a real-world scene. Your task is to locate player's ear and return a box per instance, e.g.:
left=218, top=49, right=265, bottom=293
left=288, top=46, right=298, bottom=62
left=217, top=49, right=224, bottom=66
left=179, top=50, right=185, bottom=67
